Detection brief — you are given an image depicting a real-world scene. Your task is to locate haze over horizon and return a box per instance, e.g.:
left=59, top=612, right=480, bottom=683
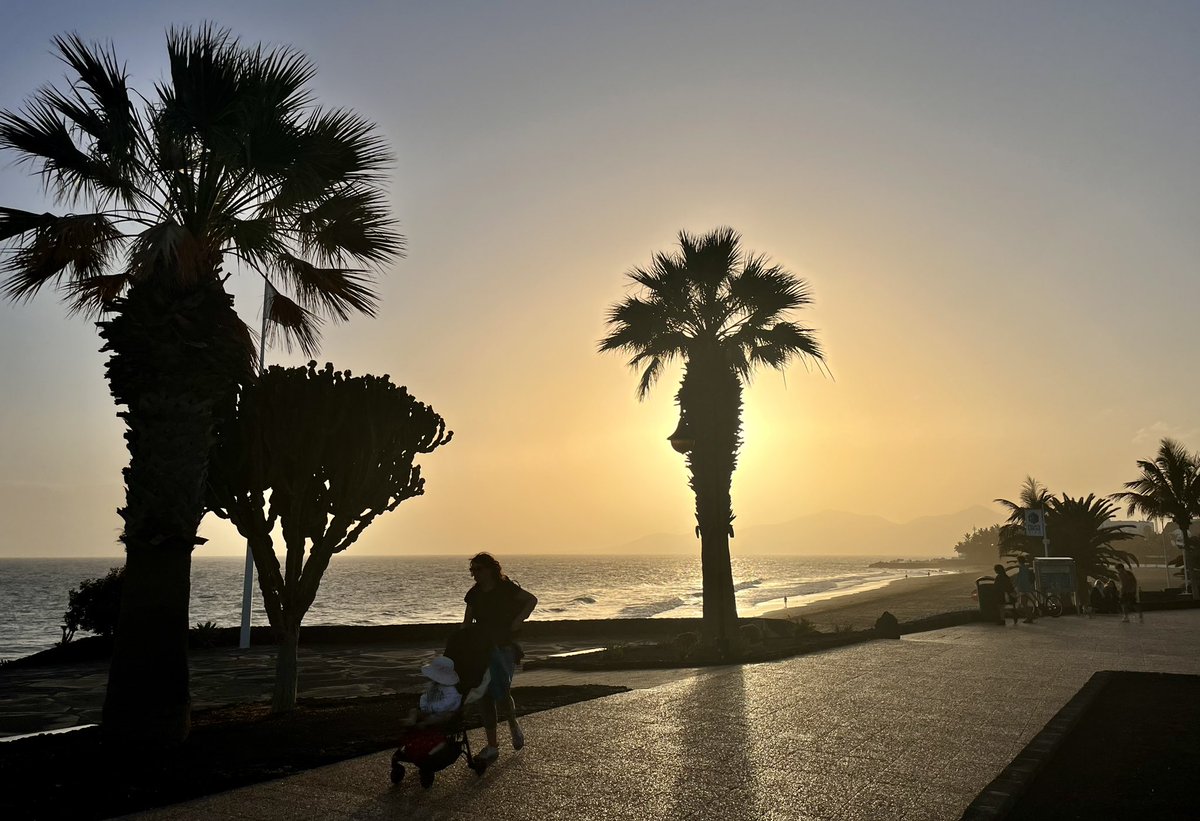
left=3, top=2, right=1198, bottom=559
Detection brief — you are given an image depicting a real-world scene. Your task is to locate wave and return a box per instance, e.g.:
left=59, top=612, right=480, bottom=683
left=733, top=578, right=763, bottom=593
left=571, top=595, right=596, bottom=605
left=617, top=596, right=685, bottom=618
left=743, top=572, right=891, bottom=606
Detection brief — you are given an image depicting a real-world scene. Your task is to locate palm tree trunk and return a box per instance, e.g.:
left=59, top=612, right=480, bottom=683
left=103, top=538, right=194, bottom=744
left=98, top=279, right=252, bottom=745
left=1182, top=528, right=1199, bottom=601
left=680, top=358, right=743, bottom=654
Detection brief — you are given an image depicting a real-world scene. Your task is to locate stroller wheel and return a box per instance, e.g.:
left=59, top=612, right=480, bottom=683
left=419, top=769, right=435, bottom=789
left=390, top=762, right=405, bottom=784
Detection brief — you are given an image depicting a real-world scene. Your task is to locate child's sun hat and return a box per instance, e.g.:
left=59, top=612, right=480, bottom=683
left=420, top=655, right=460, bottom=686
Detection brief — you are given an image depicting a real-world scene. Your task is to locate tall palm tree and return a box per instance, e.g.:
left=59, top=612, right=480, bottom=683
left=995, top=476, right=1055, bottom=557
left=600, top=228, right=825, bottom=651
left=0, top=28, right=402, bottom=743
left=1113, top=438, right=1200, bottom=600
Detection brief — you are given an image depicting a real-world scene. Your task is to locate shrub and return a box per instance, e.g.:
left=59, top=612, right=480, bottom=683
left=790, top=616, right=819, bottom=635
left=671, top=631, right=701, bottom=661
left=190, top=620, right=221, bottom=649
left=738, top=623, right=764, bottom=646
left=63, top=566, right=125, bottom=639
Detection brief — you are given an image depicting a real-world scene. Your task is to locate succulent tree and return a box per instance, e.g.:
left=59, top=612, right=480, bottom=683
left=207, top=363, right=452, bottom=712
left=600, top=228, right=825, bottom=651
left=0, top=28, right=401, bottom=743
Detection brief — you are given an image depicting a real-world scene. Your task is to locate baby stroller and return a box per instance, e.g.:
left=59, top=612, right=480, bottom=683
left=390, top=625, right=494, bottom=788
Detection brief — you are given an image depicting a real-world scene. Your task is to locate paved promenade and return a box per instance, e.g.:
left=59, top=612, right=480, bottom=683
left=125, top=610, right=1200, bottom=821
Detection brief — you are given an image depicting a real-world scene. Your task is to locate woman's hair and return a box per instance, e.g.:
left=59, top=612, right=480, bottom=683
left=993, top=564, right=1005, bottom=574
left=470, top=552, right=507, bottom=581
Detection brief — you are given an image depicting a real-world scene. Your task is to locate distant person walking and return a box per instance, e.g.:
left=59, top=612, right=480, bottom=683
left=1103, top=578, right=1120, bottom=614
left=1014, top=556, right=1037, bottom=623
left=1117, top=565, right=1142, bottom=623
left=993, top=564, right=1018, bottom=626
left=463, top=552, right=538, bottom=764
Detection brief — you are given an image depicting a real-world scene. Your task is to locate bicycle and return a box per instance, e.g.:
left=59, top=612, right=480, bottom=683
left=1031, top=589, right=1064, bottom=618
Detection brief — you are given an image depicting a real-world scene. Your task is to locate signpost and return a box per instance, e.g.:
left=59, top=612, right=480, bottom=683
left=1024, top=508, right=1051, bottom=557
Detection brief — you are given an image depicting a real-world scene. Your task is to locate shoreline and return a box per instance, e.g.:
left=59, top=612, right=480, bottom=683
left=759, top=570, right=985, bottom=629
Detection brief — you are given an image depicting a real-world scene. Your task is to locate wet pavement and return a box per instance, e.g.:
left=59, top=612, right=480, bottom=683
left=123, top=610, right=1200, bottom=820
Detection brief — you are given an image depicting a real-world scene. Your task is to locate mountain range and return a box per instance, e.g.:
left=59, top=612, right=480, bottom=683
left=605, top=505, right=1003, bottom=557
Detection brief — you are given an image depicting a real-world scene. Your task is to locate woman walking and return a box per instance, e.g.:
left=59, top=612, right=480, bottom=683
left=463, top=552, right=538, bottom=763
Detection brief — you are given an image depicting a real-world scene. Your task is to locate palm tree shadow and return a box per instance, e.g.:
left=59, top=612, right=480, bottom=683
left=666, top=667, right=756, bottom=815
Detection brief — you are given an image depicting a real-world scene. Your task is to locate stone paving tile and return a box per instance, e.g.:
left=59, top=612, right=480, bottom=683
left=122, top=611, right=1200, bottom=821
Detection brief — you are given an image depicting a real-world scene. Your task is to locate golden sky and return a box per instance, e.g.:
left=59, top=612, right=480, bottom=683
left=2, top=2, right=1199, bottom=557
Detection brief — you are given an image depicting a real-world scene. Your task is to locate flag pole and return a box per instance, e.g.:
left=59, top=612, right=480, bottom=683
left=239, top=280, right=271, bottom=649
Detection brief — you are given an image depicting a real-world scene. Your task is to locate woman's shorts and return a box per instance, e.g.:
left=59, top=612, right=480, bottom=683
left=487, top=645, right=518, bottom=701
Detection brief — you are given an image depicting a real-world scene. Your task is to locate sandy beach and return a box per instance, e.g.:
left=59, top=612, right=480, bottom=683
left=760, top=570, right=983, bottom=630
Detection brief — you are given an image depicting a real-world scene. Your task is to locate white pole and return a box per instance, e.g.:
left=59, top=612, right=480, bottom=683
left=239, top=280, right=271, bottom=649
left=1041, top=507, right=1050, bottom=558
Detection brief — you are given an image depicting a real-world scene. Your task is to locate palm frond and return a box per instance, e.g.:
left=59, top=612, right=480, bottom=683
left=50, top=34, right=138, bottom=172
left=64, top=272, right=130, bottom=316
left=225, top=217, right=286, bottom=269
left=1, top=212, right=122, bottom=301
left=274, top=253, right=378, bottom=320
left=126, top=220, right=218, bottom=286
left=0, top=207, right=59, bottom=243
left=729, top=255, right=812, bottom=320
left=635, top=355, right=666, bottom=400
left=264, top=289, right=322, bottom=358
left=294, top=185, right=402, bottom=264
left=0, top=104, right=129, bottom=202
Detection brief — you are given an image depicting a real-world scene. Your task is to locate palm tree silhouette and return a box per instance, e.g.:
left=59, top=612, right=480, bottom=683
left=1033, top=494, right=1137, bottom=592
left=1113, top=438, right=1200, bottom=600
left=995, top=476, right=1055, bottom=557
left=997, top=479, right=1137, bottom=593
left=601, top=228, right=825, bottom=650
left=0, top=27, right=401, bottom=743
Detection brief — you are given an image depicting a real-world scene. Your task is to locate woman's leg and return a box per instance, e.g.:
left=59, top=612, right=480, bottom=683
left=480, top=696, right=500, bottom=749
left=505, top=692, right=522, bottom=744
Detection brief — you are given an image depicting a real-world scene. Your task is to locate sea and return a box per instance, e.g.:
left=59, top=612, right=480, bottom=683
left=0, top=554, right=954, bottom=660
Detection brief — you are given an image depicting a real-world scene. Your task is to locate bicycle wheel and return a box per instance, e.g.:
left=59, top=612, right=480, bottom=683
left=1044, top=594, right=1063, bottom=618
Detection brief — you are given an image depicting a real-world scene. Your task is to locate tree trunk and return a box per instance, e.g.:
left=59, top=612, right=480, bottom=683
left=98, top=279, right=253, bottom=745
left=103, top=541, right=193, bottom=744
left=1182, top=528, right=1199, bottom=601
left=273, top=623, right=300, bottom=713
left=679, top=355, right=743, bottom=654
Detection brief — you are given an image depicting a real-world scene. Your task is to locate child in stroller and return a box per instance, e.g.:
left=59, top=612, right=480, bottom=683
left=390, top=625, right=494, bottom=788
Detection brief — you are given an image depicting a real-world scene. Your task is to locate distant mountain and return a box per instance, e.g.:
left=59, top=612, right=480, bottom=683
left=605, top=505, right=1002, bottom=557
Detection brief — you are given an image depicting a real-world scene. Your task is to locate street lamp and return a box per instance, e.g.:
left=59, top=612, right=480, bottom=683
left=668, top=415, right=694, bottom=454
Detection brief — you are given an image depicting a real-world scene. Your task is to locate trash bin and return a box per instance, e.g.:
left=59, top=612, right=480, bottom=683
left=976, top=576, right=1003, bottom=625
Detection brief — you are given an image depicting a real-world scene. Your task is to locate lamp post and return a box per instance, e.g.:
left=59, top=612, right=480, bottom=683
left=668, top=414, right=694, bottom=454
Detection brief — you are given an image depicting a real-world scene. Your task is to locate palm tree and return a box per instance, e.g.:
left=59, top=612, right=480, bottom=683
left=0, top=28, right=401, bottom=743
left=600, top=228, right=825, bottom=651
left=1031, top=494, right=1137, bottom=591
left=995, top=476, right=1055, bottom=557
left=1113, top=438, right=1200, bottom=600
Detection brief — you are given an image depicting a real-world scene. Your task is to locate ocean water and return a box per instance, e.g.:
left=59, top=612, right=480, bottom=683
left=0, top=554, right=950, bottom=660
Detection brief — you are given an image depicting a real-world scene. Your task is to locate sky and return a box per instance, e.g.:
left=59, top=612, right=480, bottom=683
left=2, top=1, right=1199, bottom=558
